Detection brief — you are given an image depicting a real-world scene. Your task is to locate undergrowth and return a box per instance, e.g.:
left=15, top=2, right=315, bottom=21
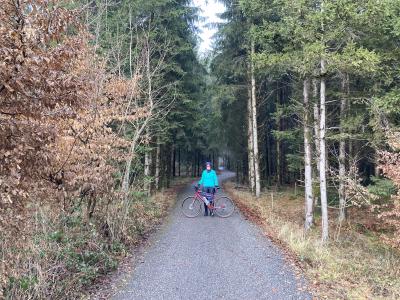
left=225, top=182, right=400, bottom=299
left=0, top=179, right=188, bottom=299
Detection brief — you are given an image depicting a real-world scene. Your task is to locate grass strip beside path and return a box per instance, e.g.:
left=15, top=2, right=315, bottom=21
left=224, top=182, right=400, bottom=299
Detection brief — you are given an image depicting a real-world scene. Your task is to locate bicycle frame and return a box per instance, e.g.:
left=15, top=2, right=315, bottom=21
left=194, top=189, right=225, bottom=210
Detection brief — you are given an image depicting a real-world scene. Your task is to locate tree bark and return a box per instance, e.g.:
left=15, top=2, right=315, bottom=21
left=236, top=161, right=240, bottom=185
left=122, top=128, right=145, bottom=196
left=313, top=107, right=320, bottom=163
left=247, top=83, right=255, bottom=192
left=143, top=128, right=152, bottom=194
left=197, top=151, right=201, bottom=177
left=129, top=7, right=133, bottom=78
left=319, top=59, right=329, bottom=242
left=143, top=33, right=154, bottom=195
left=276, top=83, right=282, bottom=186
left=178, top=148, right=181, bottom=176
left=313, top=79, right=320, bottom=172
left=312, top=80, right=320, bottom=209
left=266, top=128, right=272, bottom=185
left=213, top=152, right=217, bottom=170
left=277, top=139, right=281, bottom=186
left=250, top=40, right=261, bottom=197
left=122, top=148, right=134, bottom=195
left=303, top=79, right=314, bottom=230
left=155, top=137, right=161, bottom=190
left=338, top=74, right=348, bottom=223
left=192, top=151, right=195, bottom=177
left=186, top=148, right=190, bottom=177
left=166, top=146, right=171, bottom=188
left=172, top=146, right=176, bottom=177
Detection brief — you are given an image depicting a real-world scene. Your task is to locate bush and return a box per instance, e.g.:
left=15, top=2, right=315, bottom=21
left=368, top=176, right=397, bottom=200
left=1, top=187, right=176, bottom=299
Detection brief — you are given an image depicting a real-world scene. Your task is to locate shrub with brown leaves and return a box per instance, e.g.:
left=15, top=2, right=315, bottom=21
left=1, top=0, right=87, bottom=225
left=378, top=149, right=400, bottom=249
left=0, top=1, right=150, bottom=297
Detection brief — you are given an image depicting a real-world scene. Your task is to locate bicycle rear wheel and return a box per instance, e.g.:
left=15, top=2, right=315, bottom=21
left=181, top=196, right=202, bottom=218
left=214, top=196, right=235, bottom=217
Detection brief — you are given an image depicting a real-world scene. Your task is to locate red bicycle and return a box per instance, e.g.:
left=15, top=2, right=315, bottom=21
left=181, top=187, right=235, bottom=218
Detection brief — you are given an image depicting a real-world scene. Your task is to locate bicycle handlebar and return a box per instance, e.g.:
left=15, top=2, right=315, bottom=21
left=194, top=185, right=220, bottom=191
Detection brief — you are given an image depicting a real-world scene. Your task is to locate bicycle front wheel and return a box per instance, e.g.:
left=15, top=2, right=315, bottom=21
left=181, top=196, right=202, bottom=218
left=214, top=196, right=235, bottom=218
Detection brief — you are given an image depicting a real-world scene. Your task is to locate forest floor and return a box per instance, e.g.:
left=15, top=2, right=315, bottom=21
left=85, top=177, right=193, bottom=300
left=100, top=172, right=311, bottom=300
left=224, top=182, right=400, bottom=299
left=1, top=177, right=194, bottom=300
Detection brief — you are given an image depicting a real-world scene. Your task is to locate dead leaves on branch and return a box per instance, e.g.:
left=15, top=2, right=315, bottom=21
left=1, top=0, right=85, bottom=113
left=0, top=0, right=149, bottom=234
left=377, top=149, right=400, bottom=249
left=0, top=3, right=167, bottom=297
left=0, top=2, right=174, bottom=298
left=1, top=0, right=85, bottom=220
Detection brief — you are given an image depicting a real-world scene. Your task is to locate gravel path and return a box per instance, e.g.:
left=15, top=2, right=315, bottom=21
left=112, top=172, right=311, bottom=300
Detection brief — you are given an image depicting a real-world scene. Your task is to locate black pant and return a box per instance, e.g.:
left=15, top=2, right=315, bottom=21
left=202, top=187, right=216, bottom=194
left=203, top=187, right=215, bottom=215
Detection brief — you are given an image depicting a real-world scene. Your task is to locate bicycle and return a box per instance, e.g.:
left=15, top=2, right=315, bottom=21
left=181, top=186, right=235, bottom=218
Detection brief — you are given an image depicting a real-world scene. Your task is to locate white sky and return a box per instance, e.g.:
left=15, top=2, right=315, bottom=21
left=192, top=0, right=225, bottom=53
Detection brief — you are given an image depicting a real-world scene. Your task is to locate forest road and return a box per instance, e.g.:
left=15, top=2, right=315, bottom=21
left=112, top=171, right=311, bottom=300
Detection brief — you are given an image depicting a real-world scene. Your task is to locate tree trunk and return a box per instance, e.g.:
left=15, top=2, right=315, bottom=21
left=251, top=40, right=261, bottom=197
left=338, top=74, right=348, bottom=223
left=186, top=148, right=190, bottom=177
left=122, top=151, right=132, bottom=195
left=266, top=127, right=272, bottom=185
left=192, top=151, right=196, bottom=177
left=144, top=150, right=151, bottom=194
left=312, top=79, right=320, bottom=209
left=122, top=130, right=143, bottom=196
left=303, top=79, right=314, bottom=230
left=312, top=79, right=320, bottom=172
left=197, top=152, right=201, bottom=177
left=277, top=139, right=281, bottom=186
left=313, top=106, right=320, bottom=171
left=213, top=152, right=217, bottom=170
left=155, top=137, right=161, bottom=190
left=172, top=146, right=176, bottom=177
left=276, top=83, right=282, bottom=186
left=171, top=145, right=175, bottom=180
left=194, top=152, right=196, bottom=177
left=121, top=9, right=138, bottom=197
left=319, top=59, right=329, bottom=242
left=178, top=148, right=181, bottom=177
left=247, top=84, right=255, bottom=192
left=144, top=33, right=153, bottom=195
left=129, top=8, right=133, bottom=78
left=166, top=146, right=172, bottom=188
left=236, top=161, right=240, bottom=185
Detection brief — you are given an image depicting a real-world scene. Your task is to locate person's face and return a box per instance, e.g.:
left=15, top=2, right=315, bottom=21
left=206, top=164, right=211, bottom=171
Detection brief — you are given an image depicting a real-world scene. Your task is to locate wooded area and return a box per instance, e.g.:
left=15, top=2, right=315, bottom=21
left=211, top=0, right=400, bottom=245
left=0, top=0, right=216, bottom=297
left=1, top=0, right=400, bottom=298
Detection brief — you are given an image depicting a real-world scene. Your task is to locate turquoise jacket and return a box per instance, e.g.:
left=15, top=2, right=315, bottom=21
left=198, top=170, right=219, bottom=187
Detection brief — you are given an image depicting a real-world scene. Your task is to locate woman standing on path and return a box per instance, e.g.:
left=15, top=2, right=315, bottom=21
left=198, top=162, right=219, bottom=216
